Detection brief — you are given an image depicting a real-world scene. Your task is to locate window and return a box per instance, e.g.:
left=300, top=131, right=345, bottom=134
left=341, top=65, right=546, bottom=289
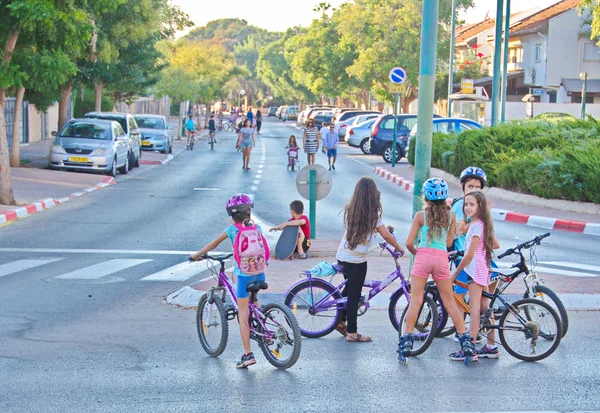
left=534, top=43, right=542, bottom=63
left=509, top=47, right=523, bottom=63
left=403, top=118, right=418, bottom=131
left=584, top=43, right=600, bottom=61
left=458, top=121, right=478, bottom=131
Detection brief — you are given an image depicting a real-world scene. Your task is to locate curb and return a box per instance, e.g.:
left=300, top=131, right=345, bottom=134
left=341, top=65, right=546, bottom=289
left=373, top=167, right=600, bottom=236
left=0, top=177, right=116, bottom=226
left=140, top=154, right=174, bottom=166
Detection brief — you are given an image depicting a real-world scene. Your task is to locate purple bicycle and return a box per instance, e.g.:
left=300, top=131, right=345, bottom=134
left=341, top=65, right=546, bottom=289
left=195, top=253, right=302, bottom=369
left=284, top=236, right=440, bottom=356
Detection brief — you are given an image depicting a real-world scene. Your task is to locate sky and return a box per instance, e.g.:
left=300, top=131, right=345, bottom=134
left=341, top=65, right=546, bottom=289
left=171, top=0, right=563, bottom=34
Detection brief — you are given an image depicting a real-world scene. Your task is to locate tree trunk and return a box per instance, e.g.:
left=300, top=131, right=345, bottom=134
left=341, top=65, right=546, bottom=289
left=10, top=87, right=25, bottom=167
left=0, top=90, right=16, bottom=206
left=58, top=81, right=74, bottom=131
left=94, top=81, right=103, bottom=111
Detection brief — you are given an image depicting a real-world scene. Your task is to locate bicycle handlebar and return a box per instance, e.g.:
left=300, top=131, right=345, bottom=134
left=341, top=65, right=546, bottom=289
left=497, top=232, right=551, bottom=259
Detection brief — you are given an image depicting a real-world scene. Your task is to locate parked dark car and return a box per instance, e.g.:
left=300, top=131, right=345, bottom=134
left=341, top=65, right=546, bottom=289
left=407, top=118, right=482, bottom=153
left=313, top=113, right=335, bottom=129
left=369, top=114, right=443, bottom=163
left=268, top=107, right=278, bottom=117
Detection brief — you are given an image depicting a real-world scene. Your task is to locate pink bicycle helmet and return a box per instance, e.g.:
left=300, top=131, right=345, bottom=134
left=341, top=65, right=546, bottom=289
left=226, top=193, right=254, bottom=216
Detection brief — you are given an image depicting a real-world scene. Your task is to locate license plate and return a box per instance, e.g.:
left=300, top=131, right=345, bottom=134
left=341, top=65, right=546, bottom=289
left=69, top=157, right=89, bottom=163
left=142, top=141, right=152, bottom=146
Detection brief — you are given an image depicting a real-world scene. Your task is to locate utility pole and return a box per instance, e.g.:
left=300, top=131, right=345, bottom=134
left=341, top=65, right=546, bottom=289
left=581, top=72, right=588, bottom=119
left=491, top=0, right=504, bottom=126
left=412, top=0, right=440, bottom=217
left=501, top=0, right=511, bottom=123
left=447, top=0, right=457, bottom=118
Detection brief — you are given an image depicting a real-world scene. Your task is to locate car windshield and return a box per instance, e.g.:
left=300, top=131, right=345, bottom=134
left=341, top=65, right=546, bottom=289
left=356, top=119, right=377, bottom=128
left=88, top=115, right=126, bottom=130
left=135, top=117, right=165, bottom=129
left=60, top=122, right=111, bottom=140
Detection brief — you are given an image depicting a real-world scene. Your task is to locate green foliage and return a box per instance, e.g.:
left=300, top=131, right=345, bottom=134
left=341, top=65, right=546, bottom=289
left=409, top=118, right=600, bottom=203
left=73, top=87, right=114, bottom=118
left=532, top=112, right=577, bottom=121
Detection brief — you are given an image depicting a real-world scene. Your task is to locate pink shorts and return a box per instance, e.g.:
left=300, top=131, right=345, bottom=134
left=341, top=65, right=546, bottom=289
left=411, top=248, right=451, bottom=281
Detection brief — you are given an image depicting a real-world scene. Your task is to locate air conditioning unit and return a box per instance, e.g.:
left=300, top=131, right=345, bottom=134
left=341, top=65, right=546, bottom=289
left=524, top=68, right=536, bottom=85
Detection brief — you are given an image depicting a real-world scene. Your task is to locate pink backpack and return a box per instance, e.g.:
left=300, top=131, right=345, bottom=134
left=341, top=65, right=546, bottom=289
left=233, top=221, right=270, bottom=275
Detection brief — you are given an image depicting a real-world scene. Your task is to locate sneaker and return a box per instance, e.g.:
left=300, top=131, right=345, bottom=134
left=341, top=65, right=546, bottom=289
left=328, top=167, right=332, bottom=171
left=476, top=345, right=500, bottom=359
left=236, top=352, right=256, bottom=368
left=454, top=332, right=483, bottom=344
left=449, top=350, right=478, bottom=362
left=332, top=165, right=335, bottom=171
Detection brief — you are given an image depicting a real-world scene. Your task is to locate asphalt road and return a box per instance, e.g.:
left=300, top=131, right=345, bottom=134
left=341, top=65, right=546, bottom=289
left=1, top=117, right=599, bottom=412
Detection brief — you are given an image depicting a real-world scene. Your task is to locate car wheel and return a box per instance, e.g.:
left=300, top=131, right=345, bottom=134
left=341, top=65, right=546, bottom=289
left=382, top=144, right=403, bottom=163
left=360, top=138, right=371, bottom=154
left=134, top=149, right=141, bottom=168
left=168, top=142, right=173, bottom=154
left=118, top=155, right=129, bottom=175
left=106, top=157, right=117, bottom=177
left=127, top=151, right=135, bottom=170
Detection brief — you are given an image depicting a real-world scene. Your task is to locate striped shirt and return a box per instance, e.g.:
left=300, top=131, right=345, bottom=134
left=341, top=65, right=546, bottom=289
left=464, top=220, right=489, bottom=286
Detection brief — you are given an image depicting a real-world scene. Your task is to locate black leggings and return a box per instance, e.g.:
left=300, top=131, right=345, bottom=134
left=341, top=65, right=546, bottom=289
left=256, top=121, right=262, bottom=133
left=338, top=260, right=368, bottom=334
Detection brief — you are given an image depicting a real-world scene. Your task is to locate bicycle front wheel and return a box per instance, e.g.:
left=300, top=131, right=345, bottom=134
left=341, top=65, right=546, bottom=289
left=499, top=298, right=562, bottom=362
left=284, top=279, right=342, bottom=338
left=258, top=303, right=302, bottom=369
left=523, top=284, right=569, bottom=338
left=398, top=295, right=439, bottom=356
left=196, top=293, right=228, bottom=357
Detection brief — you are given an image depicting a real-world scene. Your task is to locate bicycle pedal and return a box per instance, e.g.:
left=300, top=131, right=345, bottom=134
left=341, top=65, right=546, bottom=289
left=225, top=306, right=238, bottom=320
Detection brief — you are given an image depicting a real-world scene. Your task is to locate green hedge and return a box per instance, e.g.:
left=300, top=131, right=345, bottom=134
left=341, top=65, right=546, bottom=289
left=407, top=118, right=600, bottom=203
left=73, top=88, right=114, bottom=118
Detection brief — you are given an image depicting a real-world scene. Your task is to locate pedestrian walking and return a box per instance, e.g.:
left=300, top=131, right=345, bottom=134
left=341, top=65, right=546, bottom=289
left=323, top=123, right=338, bottom=171
left=246, top=107, right=254, bottom=127
left=319, top=121, right=329, bottom=154
left=303, top=119, right=319, bottom=165
left=336, top=177, right=405, bottom=342
left=256, top=109, right=263, bottom=134
left=236, top=119, right=256, bottom=170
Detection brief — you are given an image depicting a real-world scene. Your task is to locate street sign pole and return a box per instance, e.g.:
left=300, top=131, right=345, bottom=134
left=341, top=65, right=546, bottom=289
left=412, top=0, right=439, bottom=217
left=491, top=0, right=504, bottom=126
left=309, top=169, right=317, bottom=238
left=501, top=0, right=511, bottom=123
left=392, top=92, right=399, bottom=167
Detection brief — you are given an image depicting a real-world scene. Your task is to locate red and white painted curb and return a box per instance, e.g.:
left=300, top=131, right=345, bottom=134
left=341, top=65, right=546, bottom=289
left=0, top=177, right=116, bottom=226
left=140, top=154, right=174, bottom=166
left=373, top=167, right=600, bottom=236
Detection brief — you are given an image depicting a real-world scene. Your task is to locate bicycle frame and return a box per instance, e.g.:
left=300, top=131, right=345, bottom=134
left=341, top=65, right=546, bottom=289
left=285, top=241, right=409, bottom=314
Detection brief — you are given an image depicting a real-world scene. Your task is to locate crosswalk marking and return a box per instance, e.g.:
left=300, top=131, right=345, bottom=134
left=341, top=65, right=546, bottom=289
left=496, top=261, right=598, bottom=277
left=0, top=258, right=64, bottom=278
left=541, top=261, right=600, bottom=273
left=54, top=259, right=152, bottom=280
left=140, top=260, right=232, bottom=282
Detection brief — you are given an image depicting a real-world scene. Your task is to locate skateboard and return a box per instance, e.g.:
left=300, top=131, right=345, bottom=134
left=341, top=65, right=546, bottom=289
left=275, top=226, right=299, bottom=260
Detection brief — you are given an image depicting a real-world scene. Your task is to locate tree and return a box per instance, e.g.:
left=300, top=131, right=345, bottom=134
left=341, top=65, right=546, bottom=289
left=579, top=1, right=600, bottom=45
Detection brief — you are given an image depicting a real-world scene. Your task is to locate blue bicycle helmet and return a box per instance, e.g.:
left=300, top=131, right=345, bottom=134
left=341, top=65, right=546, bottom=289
left=423, top=177, right=449, bottom=201
left=459, top=166, right=487, bottom=188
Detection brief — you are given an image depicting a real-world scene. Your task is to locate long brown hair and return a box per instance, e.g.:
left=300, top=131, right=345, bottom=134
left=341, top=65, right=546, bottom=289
left=424, top=199, right=451, bottom=244
left=344, top=177, right=382, bottom=250
left=465, top=191, right=495, bottom=265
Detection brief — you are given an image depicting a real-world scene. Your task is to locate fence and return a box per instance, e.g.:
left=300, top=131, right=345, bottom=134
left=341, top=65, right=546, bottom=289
left=114, top=96, right=170, bottom=116
left=4, top=98, right=29, bottom=148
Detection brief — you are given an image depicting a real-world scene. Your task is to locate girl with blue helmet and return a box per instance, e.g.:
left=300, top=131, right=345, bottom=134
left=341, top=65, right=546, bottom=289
left=399, top=177, right=476, bottom=365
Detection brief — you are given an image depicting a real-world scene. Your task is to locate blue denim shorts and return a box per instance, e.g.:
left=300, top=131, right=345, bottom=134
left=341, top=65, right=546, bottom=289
left=237, top=273, right=266, bottom=299
left=327, top=148, right=337, bottom=157
left=240, top=141, right=253, bottom=149
left=453, top=260, right=499, bottom=294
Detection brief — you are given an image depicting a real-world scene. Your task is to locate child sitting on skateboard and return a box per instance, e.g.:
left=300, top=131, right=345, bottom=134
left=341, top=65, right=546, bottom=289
left=270, top=200, right=311, bottom=259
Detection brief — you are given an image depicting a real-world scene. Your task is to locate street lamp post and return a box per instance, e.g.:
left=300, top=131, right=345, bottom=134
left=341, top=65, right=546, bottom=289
left=491, top=0, right=505, bottom=126
left=447, top=0, right=457, bottom=118
left=580, top=72, right=588, bottom=119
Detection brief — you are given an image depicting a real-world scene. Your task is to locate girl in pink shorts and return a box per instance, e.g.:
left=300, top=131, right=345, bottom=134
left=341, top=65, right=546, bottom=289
left=398, top=178, right=475, bottom=364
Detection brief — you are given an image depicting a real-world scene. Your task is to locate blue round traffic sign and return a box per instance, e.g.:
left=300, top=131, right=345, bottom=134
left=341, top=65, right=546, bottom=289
left=389, top=67, right=407, bottom=84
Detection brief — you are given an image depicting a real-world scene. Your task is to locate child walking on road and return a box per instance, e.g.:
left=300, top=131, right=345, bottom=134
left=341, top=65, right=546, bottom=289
left=450, top=190, right=501, bottom=360
left=189, top=194, right=269, bottom=369
left=399, top=177, right=476, bottom=364
left=336, top=177, right=405, bottom=342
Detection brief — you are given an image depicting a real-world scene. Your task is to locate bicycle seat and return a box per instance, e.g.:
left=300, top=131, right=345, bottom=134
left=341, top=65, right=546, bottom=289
left=246, top=281, right=268, bottom=293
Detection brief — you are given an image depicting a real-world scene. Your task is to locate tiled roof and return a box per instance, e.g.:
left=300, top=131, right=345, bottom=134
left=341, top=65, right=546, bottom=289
left=456, top=22, right=481, bottom=37
left=509, top=0, right=582, bottom=36
left=561, top=78, right=600, bottom=93
left=453, top=71, right=524, bottom=88
left=456, top=18, right=496, bottom=43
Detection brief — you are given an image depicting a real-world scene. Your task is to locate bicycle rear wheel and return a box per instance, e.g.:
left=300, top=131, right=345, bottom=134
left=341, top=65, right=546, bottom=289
left=398, top=295, right=439, bottom=356
left=499, top=298, right=561, bottom=362
left=284, top=279, right=342, bottom=338
left=523, top=284, right=568, bottom=338
left=258, top=303, right=302, bottom=369
left=196, top=293, right=228, bottom=357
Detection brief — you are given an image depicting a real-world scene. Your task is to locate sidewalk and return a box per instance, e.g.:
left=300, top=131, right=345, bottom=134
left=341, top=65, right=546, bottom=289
left=166, top=239, right=600, bottom=310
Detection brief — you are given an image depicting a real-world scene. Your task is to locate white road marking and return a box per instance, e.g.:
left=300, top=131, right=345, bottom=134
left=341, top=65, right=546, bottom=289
left=0, top=258, right=64, bottom=278
left=251, top=212, right=279, bottom=245
left=496, top=261, right=598, bottom=277
left=0, top=248, right=214, bottom=255
left=253, top=180, right=260, bottom=185
left=55, top=259, right=152, bottom=279
left=255, top=174, right=262, bottom=179
left=141, top=260, right=232, bottom=282
left=540, top=261, right=600, bottom=273
left=193, top=188, right=222, bottom=191
left=251, top=185, right=258, bottom=191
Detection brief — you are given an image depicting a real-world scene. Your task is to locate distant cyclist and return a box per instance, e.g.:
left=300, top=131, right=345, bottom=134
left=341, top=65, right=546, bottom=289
left=208, top=114, right=217, bottom=144
left=185, top=115, right=197, bottom=148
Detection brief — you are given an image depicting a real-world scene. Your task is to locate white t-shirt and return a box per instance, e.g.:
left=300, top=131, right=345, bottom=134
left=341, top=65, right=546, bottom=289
left=336, top=219, right=383, bottom=264
left=319, top=126, right=328, bottom=140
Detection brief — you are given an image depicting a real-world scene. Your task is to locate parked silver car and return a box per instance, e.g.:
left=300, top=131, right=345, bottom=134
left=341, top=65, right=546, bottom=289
left=344, top=117, right=380, bottom=154
left=49, top=119, right=130, bottom=177
left=134, top=114, right=173, bottom=154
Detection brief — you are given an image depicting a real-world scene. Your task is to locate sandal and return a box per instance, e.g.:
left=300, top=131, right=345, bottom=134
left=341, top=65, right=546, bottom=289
left=346, top=333, right=372, bottom=343
left=298, top=253, right=308, bottom=259
left=335, top=321, right=347, bottom=337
